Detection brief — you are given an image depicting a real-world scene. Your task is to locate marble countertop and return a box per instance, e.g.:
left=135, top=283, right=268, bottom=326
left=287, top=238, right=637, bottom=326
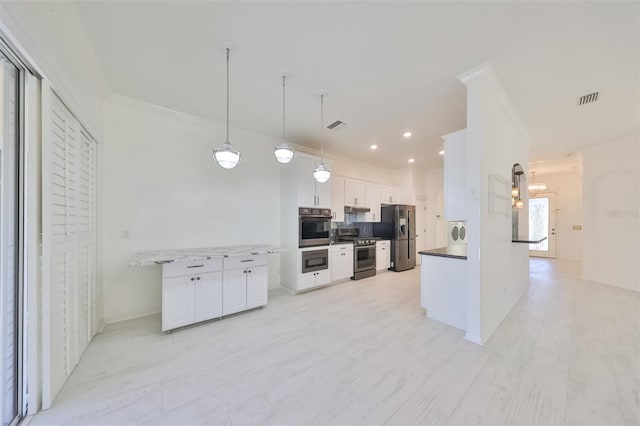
left=419, top=246, right=467, bottom=260
left=129, top=244, right=283, bottom=267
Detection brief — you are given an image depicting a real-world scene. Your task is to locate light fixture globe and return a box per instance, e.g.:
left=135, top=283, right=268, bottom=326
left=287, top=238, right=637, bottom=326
left=313, top=163, right=331, bottom=183
left=274, top=142, right=294, bottom=164
left=213, top=142, right=241, bottom=169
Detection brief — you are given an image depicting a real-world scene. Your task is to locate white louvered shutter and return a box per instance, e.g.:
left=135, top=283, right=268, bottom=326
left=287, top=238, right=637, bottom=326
left=45, top=92, right=98, bottom=404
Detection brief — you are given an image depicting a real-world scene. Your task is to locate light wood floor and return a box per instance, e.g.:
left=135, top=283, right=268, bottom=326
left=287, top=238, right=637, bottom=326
left=31, top=259, right=639, bottom=425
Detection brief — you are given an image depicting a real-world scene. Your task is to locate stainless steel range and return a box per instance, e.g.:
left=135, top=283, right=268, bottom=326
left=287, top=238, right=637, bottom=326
left=337, top=229, right=377, bottom=280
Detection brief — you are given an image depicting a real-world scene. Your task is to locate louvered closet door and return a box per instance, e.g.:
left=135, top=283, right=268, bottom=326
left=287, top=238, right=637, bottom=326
left=45, top=92, right=97, bottom=405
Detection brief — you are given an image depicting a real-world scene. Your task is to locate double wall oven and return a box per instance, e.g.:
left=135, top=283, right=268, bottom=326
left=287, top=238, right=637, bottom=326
left=299, top=207, right=331, bottom=277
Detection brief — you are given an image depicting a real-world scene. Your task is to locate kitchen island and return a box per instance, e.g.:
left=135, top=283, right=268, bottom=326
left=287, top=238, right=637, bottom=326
left=129, top=244, right=282, bottom=332
left=419, top=246, right=467, bottom=330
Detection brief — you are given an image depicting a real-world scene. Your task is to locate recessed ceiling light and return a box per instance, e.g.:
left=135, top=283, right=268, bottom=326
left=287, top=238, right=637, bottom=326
left=408, top=158, right=415, bottom=163
left=370, top=144, right=378, bottom=150
left=438, top=150, right=445, bottom=155
left=403, top=132, right=412, bottom=138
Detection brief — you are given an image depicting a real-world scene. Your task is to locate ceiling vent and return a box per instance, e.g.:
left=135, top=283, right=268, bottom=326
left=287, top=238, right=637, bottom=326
left=327, top=120, right=346, bottom=130
left=579, top=92, right=599, bottom=106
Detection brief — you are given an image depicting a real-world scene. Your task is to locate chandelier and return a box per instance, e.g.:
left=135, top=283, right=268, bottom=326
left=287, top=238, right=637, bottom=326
left=528, top=171, right=547, bottom=196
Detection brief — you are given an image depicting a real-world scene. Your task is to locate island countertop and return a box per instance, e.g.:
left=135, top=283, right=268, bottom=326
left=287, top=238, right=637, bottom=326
left=419, top=246, right=467, bottom=260
left=128, top=244, right=283, bottom=267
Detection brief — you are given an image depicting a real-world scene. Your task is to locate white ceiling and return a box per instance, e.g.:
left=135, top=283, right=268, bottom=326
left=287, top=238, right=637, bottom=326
left=71, top=1, right=638, bottom=170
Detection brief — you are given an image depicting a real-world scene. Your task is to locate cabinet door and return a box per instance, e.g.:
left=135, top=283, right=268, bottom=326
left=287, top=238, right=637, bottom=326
left=344, top=180, right=365, bottom=206
left=315, top=269, right=331, bottom=287
left=380, top=186, right=392, bottom=204
left=330, top=252, right=345, bottom=282
left=343, top=250, right=354, bottom=278
left=389, top=187, right=401, bottom=204
left=162, top=276, right=195, bottom=331
left=194, top=271, right=223, bottom=322
left=315, top=172, right=332, bottom=208
left=222, top=268, right=248, bottom=315
left=246, top=266, right=269, bottom=309
left=443, top=129, right=467, bottom=221
left=365, top=184, right=381, bottom=222
left=298, top=157, right=317, bottom=207
left=298, top=272, right=316, bottom=291
left=331, top=177, right=345, bottom=222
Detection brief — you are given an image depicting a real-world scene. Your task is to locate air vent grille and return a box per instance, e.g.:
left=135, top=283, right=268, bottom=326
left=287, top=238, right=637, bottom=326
left=579, top=92, right=599, bottom=105
left=327, top=120, right=346, bottom=130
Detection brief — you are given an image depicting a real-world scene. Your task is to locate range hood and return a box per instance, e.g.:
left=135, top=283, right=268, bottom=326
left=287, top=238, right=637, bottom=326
left=344, top=205, right=371, bottom=214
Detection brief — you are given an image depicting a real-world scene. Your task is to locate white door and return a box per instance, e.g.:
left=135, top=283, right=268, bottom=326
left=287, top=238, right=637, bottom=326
left=194, top=271, right=223, bottom=322
left=415, top=197, right=428, bottom=265
left=222, top=268, right=248, bottom=315
left=365, top=184, right=381, bottom=222
left=528, top=194, right=557, bottom=258
left=246, top=266, right=268, bottom=309
left=162, top=276, right=195, bottom=331
left=315, top=175, right=331, bottom=208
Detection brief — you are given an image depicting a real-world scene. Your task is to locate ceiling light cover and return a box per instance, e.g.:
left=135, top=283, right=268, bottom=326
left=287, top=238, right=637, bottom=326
left=274, top=143, right=294, bottom=163
left=214, top=142, right=241, bottom=169
left=403, top=131, right=412, bottom=138
left=408, top=158, right=415, bottom=163
left=370, top=144, right=378, bottom=150
left=439, top=150, right=445, bottom=155
left=313, top=163, right=331, bottom=183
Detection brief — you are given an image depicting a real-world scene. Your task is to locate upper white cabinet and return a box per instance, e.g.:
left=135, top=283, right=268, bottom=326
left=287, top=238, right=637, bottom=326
left=344, top=179, right=366, bottom=206
left=331, top=177, right=345, bottom=222
left=298, top=157, right=331, bottom=208
left=443, top=129, right=468, bottom=221
left=380, top=186, right=401, bottom=204
left=364, top=184, right=381, bottom=222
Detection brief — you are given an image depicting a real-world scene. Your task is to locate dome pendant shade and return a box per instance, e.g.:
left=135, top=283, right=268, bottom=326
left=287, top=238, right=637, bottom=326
left=274, top=142, right=294, bottom=164
left=313, top=162, right=331, bottom=183
left=213, top=142, right=241, bottom=169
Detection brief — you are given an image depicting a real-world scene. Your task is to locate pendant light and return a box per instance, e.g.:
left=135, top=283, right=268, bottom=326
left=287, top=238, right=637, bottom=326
left=213, top=44, right=241, bottom=169
left=313, top=93, right=331, bottom=183
left=274, top=74, right=295, bottom=163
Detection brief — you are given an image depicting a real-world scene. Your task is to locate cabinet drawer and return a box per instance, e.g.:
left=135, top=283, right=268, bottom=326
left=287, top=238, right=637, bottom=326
left=330, top=243, right=353, bottom=253
left=376, top=240, right=391, bottom=247
left=162, top=258, right=223, bottom=278
left=224, top=255, right=268, bottom=270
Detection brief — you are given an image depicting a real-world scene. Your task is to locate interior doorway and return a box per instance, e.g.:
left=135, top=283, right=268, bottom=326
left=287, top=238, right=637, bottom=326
left=528, top=194, right=557, bottom=258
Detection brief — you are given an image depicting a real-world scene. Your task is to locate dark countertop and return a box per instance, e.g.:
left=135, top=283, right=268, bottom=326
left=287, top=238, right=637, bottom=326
left=419, top=246, right=467, bottom=260
left=512, top=237, right=548, bottom=244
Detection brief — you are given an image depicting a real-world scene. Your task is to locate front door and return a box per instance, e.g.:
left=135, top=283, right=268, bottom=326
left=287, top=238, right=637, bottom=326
left=528, top=194, right=557, bottom=258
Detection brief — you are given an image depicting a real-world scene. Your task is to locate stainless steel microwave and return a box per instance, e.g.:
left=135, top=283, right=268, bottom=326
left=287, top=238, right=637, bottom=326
left=299, top=207, right=331, bottom=248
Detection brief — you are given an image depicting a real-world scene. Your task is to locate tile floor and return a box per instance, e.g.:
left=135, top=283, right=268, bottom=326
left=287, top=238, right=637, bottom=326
left=31, top=259, right=639, bottom=425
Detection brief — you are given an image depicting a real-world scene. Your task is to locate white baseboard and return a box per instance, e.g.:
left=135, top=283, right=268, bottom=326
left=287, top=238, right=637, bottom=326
left=464, top=332, right=484, bottom=345
left=103, top=309, right=161, bottom=325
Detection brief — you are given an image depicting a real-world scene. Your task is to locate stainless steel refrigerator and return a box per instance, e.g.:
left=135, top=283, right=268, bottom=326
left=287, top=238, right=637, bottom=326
left=373, top=204, right=416, bottom=271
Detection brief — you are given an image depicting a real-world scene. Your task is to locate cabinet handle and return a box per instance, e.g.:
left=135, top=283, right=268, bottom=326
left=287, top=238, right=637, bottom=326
left=240, top=259, right=254, bottom=263
left=243, top=270, right=246, bottom=274
left=190, top=277, right=195, bottom=281
left=196, top=277, right=201, bottom=280
left=248, top=270, right=252, bottom=273
left=187, top=264, right=204, bottom=269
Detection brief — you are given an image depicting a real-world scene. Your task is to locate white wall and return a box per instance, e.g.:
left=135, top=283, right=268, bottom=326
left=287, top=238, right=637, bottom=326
left=533, top=172, right=583, bottom=261
left=460, top=64, right=531, bottom=344
left=0, top=1, right=109, bottom=137
left=582, top=132, right=639, bottom=292
left=102, top=95, right=282, bottom=323
left=425, top=168, right=446, bottom=249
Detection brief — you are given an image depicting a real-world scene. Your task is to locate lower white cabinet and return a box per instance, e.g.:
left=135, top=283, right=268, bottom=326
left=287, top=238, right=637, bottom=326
left=161, top=255, right=268, bottom=332
left=376, top=240, right=391, bottom=271
left=298, top=269, right=331, bottom=291
left=331, top=243, right=354, bottom=281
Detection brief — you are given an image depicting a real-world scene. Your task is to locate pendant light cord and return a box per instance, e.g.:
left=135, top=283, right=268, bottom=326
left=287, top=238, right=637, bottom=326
left=226, top=47, right=230, bottom=144
left=282, top=75, right=286, bottom=140
left=320, top=94, right=325, bottom=161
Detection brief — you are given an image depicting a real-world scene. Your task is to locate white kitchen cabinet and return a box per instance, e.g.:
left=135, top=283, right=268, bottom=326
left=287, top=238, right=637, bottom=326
left=298, top=156, right=331, bottom=208
left=365, top=184, right=381, bottom=222
left=380, top=186, right=401, bottom=204
left=331, top=177, right=345, bottom=222
left=246, top=265, right=269, bottom=309
left=344, top=179, right=366, bottom=206
left=331, top=243, right=354, bottom=281
left=194, top=272, right=223, bottom=322
left=222, top=268, right=248, bottom=315
left=162, top=275, right=196, bottom=331
left=376, top=240, right=391, bottom=271
left=298, top=269, right=331, bottom=290
left=443, top=129, right=467, bottom=221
